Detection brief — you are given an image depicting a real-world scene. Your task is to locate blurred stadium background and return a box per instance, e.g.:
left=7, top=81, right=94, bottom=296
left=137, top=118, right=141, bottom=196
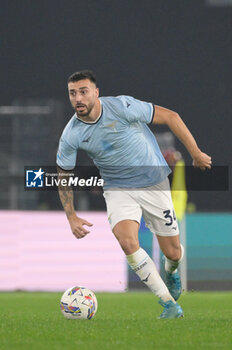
left=0, top=0, right=231, bottom=293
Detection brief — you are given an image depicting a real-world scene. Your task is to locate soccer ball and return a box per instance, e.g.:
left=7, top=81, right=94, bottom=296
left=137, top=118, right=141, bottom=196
left=60, top=286, right=98, bottom=320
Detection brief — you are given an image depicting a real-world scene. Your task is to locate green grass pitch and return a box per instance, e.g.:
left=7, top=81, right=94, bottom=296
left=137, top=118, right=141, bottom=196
left=0, top=291, right=231, bottom=350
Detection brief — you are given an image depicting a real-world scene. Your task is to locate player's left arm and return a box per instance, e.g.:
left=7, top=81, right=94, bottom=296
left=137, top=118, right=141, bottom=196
left=153, top=105, right=212, bottom=170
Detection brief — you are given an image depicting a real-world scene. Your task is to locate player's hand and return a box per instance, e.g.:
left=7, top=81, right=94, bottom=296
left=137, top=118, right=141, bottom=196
left=192, top=151, right=212, bottom=170
left=68, top=215, right=93, bottom=239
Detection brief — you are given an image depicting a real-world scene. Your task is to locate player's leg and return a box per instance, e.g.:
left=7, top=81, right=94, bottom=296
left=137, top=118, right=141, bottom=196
left=156, top=234, right=184, bottom=301
left=140, top=178, right=184, bottom=301
left=113, top=219, right=176, bottom=303
left=104, top=189, right=183, bottom=318
left=112, top=219, right=139, bottom=255
left=156, top=234, right=184, bottom=274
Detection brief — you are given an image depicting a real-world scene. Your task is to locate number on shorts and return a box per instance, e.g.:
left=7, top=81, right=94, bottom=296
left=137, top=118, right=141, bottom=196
left=163, top=209, right=176, bottom=226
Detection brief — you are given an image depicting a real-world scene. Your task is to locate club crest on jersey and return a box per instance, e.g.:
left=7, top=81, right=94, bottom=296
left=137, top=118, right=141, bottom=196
left=104, top=121, right=118, bottom=132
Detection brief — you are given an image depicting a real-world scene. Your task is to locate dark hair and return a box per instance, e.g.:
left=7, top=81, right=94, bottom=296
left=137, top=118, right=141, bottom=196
left=67, top=70, right=97, bottom=85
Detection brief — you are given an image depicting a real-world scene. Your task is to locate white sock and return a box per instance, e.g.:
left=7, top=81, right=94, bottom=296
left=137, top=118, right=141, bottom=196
left=126, top=247, right=175, bottom=302
left=165, top=244, right=184, bottom=274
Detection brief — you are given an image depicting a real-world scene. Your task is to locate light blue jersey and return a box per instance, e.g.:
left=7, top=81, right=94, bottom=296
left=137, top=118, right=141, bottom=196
left=56, top=95, right=170, bottom=189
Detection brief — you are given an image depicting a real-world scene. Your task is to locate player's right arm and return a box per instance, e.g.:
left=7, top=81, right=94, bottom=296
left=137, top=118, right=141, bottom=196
left=57, top=168, right=93, bottom=239
left=56, top=127, right=93, bottom=238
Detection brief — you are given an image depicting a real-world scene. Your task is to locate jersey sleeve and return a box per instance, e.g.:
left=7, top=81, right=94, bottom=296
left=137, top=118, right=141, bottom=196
left=117, top=95, right=154, bottom=124
left=56, top=137, right=77, bottom=170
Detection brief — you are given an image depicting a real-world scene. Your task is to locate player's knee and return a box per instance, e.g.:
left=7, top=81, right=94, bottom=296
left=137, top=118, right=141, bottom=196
left=118, top=237, right=139, bottom=255
left=113, top=221, right=139, bottom=255
left=164, top=246, right=182, bottom=261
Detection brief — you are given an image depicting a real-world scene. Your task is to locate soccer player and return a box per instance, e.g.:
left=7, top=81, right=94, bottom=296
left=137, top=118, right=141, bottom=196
left=56, top=70, right=211, bottom=319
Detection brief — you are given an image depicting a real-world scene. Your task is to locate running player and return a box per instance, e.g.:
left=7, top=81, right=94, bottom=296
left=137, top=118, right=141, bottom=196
left=56, top=70, right=211, bottom=319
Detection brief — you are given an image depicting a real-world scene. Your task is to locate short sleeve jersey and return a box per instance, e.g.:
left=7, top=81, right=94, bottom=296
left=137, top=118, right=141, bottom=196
left=56, top=95, right=170, bottom=188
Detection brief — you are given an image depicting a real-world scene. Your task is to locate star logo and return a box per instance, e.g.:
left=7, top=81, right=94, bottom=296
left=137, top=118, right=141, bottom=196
left=33, top=168, right=45, bottom=181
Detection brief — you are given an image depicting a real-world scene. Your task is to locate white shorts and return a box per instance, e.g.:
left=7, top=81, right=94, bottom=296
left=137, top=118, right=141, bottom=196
left=103, top=178, right=179, bottom=237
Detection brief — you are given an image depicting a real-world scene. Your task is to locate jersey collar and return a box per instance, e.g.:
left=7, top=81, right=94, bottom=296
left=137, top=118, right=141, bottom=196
left=75, top=101, right=103, bottom=125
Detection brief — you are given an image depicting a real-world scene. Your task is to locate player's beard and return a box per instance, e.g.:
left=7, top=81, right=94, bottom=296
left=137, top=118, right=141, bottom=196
left=75, top=101, right=95, bottom=118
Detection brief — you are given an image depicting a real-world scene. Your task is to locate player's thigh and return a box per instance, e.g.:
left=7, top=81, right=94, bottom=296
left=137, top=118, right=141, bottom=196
left=103, top=190, right=142, bottom=231
left=103, top=190, right=142, bottom=254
